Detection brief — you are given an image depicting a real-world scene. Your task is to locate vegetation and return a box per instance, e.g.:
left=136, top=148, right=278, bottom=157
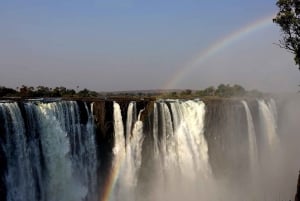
left=0, top=86, right=18, bottom=97
left=160, top=84, right=263, bottom=99
left=0, top=85, right=99, bottom=98
left=273, top=0, right=300, bottom=69
left=0, top=84, right=263, bottom=99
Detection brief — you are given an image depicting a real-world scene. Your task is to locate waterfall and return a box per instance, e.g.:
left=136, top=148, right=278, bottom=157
left=176, top=100, right=211, bottom=178
left=79, top=102, right=98, bottom=201
left=124, top=103, right=144, bottom=188
left=110, top=102, right=126, bottom=201
left=0, top=103, right=37, bottom=201
left=241, top=100, right=258, bottom=174
left=111, top=102, right=144, bottom=201
left=159, top=102, right=176, bottom=174
left=0, top=101, right=97, bottom=201
left=36, top=102, right=87, bottom=201
left=0, top=97, right=293, bottom=201
left=154, top=100, right=211, bottom=180
left=148, top=100, right=212, bottom=200
left=258, top=99, right=279, bottom=149
left=152, top=103, right=160, bottom=159
left=112, top=102, right=125, bottom=157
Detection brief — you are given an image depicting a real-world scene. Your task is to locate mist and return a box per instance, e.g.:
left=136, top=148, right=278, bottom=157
left=115, top=96, right=300, bottom=201
left=0, top=1, right=300, bottom=201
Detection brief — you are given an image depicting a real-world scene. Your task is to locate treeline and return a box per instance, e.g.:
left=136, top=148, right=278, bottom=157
left=0, top=84, right=263, bottom=99
left=0, top=85, right=98, bottom=98
left=163, top=84, right=262, bottom=98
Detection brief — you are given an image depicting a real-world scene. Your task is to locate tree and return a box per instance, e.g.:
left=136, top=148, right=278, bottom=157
left=273, top=0, right=300, bottom=69
left=232, top=84, right=246, bottom=96
left=19, top=85, right=34, bottom=97
left=216, top=84, right=227, bottom=97
left=203, top=86, right=216, bottom=96
left=0, top=86, right=18, bottom=97
left=35, top=86, right=50, bottom=97
left=180, top=89, right=192, bottom=96
left=77, top=88, right=98, bottom=97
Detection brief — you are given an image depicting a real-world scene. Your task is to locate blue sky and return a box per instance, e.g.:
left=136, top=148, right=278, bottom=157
left=0, top=0, right=298, bottom=92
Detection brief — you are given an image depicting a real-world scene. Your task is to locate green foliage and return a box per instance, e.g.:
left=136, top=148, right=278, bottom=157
left=273, top=0, right=300, bottom=69
left=180, top=89, right=193, bottom=96
left=0, top=85, right=99, bottom=98
left=194, top=84, right=246, bottom=98
left=170, top=91, right=178, bottom=97
left=202, top=86, right=216, bottom=96
left=77, top=88, right=98, bottom=97
left=35, top=86, right=51, bottom=97
left=0, top=84, right=259, bottom=99
left=51, top=87, right=77, bottom=97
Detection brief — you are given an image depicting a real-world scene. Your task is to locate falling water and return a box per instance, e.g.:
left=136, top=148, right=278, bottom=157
left=258, top=99, right=279, bottom=149
left=241, top=100, right=258, bottom=174
left=36, top=102, right=87, bottom=201
left=110, top=102, right=126, bottom=201
left=0, top=103, right=36, bottom=201
left=124, top=103, right=144, bottom=188
left=149, top=100, right=212, bottom=201
left=81, top=102, right=98, bottom=201
left=111, top=102, right=144, bottom=201
left=152, top=103, right=160, bottom=158
left=0, top=97, right=293, bottom=201
left=0, top=101, right=97, bottom=201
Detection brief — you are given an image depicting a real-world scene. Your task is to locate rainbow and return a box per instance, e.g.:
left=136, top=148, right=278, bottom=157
left=163, top=14, right=276, bottom=89
left=100, top=152, right=125, bottom=201
left=99, top=14, right=276, bottom=201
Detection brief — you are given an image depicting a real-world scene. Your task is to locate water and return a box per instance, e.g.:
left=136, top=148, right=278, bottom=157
left=0, top=103, right=36, bottom=201
left=258, top=99, right=279, bottom=150
left=241, top=100, right=258, bottom=174
left=0, top=98, right=294, bottom=201
left=0, top=101, right=97, bottom=201
left=139, top=100, right=213, bottom=201
left=111, top=102, right=144, bottom=201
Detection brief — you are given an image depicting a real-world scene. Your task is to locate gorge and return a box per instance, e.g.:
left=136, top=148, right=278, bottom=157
left=0, top=96, right=299, bottom=201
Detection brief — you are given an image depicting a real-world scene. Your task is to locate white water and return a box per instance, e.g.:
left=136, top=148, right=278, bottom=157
left=0, top=103, right=36, bottom=201
left=176, top=100, right=211, bottom=178
left=124, top=103, right=144, bottom=188
left=160, top=102, right=176, bottom=174
left=36, top=103, right=87, bottom=201
left=112, top=102, right=144, bottom=201
left=149, top=100, right=213, bottom=201
left=241, top=100, right=258, bottom=174
left=0, top=98, right=292, bottom=201
left=152, top=103, right=160, bottom=159
left=258, top=99, right=279, bottom=149
left=112, top=102, right=125, bottom=157
left=82, top=102, right=98, bottom=201
left=155, top=100, right=212, bottom=180
left=111, top=102, right=126, bottom=201
left=0, top=101, right=97, bottom=201
left=125, top=102, right=136, bottom=145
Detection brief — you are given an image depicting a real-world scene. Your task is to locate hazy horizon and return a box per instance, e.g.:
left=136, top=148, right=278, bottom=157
left=0, top=0, right=299, bottom=93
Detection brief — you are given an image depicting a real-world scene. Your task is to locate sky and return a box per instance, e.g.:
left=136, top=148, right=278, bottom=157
left=0, top=0, right=299, bottom=92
